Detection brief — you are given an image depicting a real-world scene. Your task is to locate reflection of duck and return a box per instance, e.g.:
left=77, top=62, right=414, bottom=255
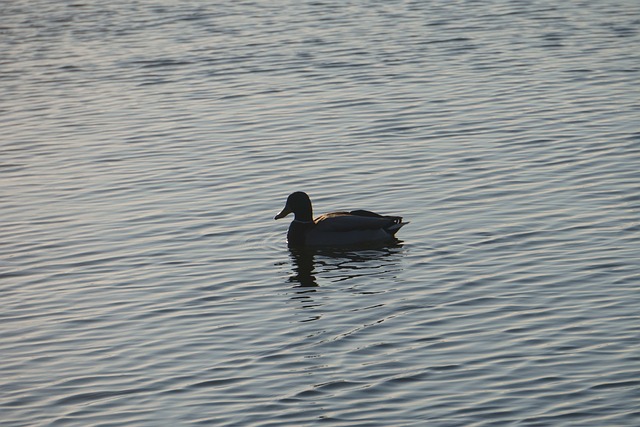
left=275, top=192, right=407, bottom=247
left=286, top=244, right=404, bottom=289
left=288, top=247, right=318, bottom=288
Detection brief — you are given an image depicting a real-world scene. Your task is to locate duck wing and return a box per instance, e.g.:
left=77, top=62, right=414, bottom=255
left=314, top=210, right=404, bottom=232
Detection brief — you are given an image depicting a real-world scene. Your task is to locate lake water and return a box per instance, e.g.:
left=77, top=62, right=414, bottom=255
left=2, top=0, right=639, bottom=425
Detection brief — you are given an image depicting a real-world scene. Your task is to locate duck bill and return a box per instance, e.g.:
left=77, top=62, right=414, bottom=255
left=274, top=206, right=292, bottom=220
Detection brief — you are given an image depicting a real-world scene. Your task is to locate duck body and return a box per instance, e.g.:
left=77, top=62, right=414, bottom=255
left=275, top=192, right=406, bottom=247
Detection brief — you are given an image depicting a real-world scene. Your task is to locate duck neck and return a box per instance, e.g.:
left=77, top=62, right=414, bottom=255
left=293, top=199, right=313, bottom=223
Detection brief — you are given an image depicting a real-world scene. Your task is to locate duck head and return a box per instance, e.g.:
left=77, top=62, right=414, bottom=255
left=275, top=191, right=313, bottom=222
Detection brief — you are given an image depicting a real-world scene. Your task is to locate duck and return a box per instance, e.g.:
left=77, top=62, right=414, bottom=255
left=274, top=191, right=407, bottom=247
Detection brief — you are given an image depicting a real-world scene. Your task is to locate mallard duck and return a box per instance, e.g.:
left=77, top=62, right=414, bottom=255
left=274, top=191, right=407, bottom=247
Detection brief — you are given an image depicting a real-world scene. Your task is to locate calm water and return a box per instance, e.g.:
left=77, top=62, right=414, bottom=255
left=2, top=0, right=640, bottom=425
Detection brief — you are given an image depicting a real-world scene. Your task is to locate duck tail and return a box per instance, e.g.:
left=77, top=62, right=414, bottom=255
left=386, top=221, right=408, bottom=235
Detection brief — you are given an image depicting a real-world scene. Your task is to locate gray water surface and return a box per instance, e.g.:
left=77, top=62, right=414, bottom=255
left=2, top=1, right=639, bottom=426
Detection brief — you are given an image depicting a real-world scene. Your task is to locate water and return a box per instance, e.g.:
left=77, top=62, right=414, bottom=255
left=2, top=0, right=639, bottom=425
